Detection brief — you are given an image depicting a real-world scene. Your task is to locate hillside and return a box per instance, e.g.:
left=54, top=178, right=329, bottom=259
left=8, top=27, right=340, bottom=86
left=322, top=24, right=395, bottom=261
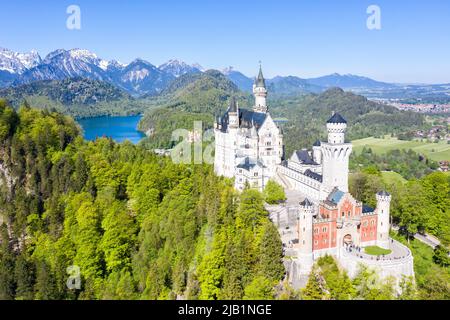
left=0, top=102, right=284, bottom=300
left=138, top=70, right=252, bottom=148
left=269, top=88, right=425, bottom=156
left=0, top=78, right=148, bottom=118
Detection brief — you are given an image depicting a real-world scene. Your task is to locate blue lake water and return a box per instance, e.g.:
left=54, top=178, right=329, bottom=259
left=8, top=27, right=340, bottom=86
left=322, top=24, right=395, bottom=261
left=77, top=115, right=146, bottom=144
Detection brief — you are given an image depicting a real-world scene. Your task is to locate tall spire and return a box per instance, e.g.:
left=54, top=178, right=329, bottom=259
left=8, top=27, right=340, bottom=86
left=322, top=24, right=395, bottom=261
left=255, top=62, right=266, bottom=88
left=229, top=96, right=238, bottom=112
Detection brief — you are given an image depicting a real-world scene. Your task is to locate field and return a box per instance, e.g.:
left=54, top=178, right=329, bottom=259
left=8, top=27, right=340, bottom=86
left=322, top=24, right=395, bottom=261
left=364, top=246, right=392, bottom=256
left=352, top=136, right=450, bottom=162
left=381, top=171, right=407, bottom=185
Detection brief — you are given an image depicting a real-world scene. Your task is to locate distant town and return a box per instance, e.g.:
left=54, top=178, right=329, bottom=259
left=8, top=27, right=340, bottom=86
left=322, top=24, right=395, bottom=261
left=372, top=99, right=450, bottom=114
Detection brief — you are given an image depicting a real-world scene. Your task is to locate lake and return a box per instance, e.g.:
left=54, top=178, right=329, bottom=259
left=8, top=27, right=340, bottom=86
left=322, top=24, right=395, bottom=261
left=77, top=115, right=146, bottom=144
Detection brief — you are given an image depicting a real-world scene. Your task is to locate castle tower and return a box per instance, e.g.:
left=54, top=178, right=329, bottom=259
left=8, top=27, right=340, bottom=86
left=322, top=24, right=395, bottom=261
left=321, top=113, right=352, bottom=193
left=312, top=140, right=322, bottom=164
left=297, top=198, right=314, bottom=272
left=253, top=65, right=268, bottom=113
left=376, top=191, right=391, bottom=249
left=228, top=97, right=239, bottom=129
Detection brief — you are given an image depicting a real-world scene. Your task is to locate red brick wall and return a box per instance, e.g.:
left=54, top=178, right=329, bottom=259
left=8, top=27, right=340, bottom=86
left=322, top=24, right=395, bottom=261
left=361, top=216, right=377, bottom=242
left=313, top=221, right=337, bottom=250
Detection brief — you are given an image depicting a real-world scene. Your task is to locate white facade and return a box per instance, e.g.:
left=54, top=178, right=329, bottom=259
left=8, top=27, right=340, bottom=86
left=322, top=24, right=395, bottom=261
left=214, top=67, right=283, bottom=191
left=376, top=191, right=392, bottom=249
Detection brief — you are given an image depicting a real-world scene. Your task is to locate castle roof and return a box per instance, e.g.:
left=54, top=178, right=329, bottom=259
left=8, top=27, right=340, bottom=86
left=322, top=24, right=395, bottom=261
left=377, top=190, right=391, bottom=197
left=328, top=188, right=345, bottom=204
left=313, top=140, right=321, bottom=147
left=255, top=65, right=266, bottom=88
left=294, top=149, right=318, bottom=165
left=300, top=198, right=313, bottom=207
left=229, top=96, right=238, bottom=112
left=362, top=205, right=374, bottom=213
left=304, top=169, right=323, bottom=182
left=236, top=157, right=264, bottom=171
left=327, top=112, right=347, bottom=124
left=218, top=107, right=268, bottom=133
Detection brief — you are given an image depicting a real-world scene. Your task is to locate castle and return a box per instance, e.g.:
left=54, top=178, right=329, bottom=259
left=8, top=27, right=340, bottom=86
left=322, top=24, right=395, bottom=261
left=214, top=67, right=414, bottom=286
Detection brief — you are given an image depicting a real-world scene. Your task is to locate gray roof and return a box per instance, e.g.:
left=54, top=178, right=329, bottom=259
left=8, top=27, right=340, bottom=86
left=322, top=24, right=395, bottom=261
left=255, top=66, right=266, bottom=88
left=236, top=157, right=264, bottom=171
left=377, top=190, right=391, bottom=197
left=229, top=96, right=238, bottom=112
left=294, top=149, right=318, bottom=165
left=328, top=188, right=345, bottom=204
left=304, top=169, right=323, bottom=182
left=218, top=107, right=267, bottom=133
left=327, top=112, right=347, bottom=124
left=313, top=140, right=321, bottom=147
left=300, top=198, right=313, bottom=207
left=362, top=205, right=374, bottom=213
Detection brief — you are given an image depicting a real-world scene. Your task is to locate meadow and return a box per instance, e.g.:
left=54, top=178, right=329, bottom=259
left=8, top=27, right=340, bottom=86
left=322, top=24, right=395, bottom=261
left=352, top=136, right=450, bottom=162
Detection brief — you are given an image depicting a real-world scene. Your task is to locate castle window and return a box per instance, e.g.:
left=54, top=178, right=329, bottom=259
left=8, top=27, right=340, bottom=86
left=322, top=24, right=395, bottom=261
left=303, top=227, right=305, bottom=232
left=314, top=228, right=318, bottom=234
left=303, top=240, right=305, bottom=245
left=254, top=172, right=258, bottom=177
left=371, top=220, right=375, bottom=226
left=314, top=240, right=318, bottom=245
left=322, top=227, right=327, bottom=232
left=364, top=233, right=366, bottom=237
left=324, top=239, right=327, bottom=244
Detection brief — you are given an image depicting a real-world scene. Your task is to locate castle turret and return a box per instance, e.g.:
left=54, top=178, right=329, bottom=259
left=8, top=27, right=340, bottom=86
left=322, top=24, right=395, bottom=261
left=321, top=113, right=352, bottom=194
left=253, top=65, right=268, bottom=113
left=376, top=191, right=391, bottom=249
left=297, top=198, right=314, bottom=273
left=312, top=140, right=322, bottom=164
left=228, top=97, right=239, bottom=129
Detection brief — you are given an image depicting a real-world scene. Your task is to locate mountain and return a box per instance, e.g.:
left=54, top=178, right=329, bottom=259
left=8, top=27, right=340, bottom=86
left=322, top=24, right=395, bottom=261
left=1, top=48, right=203, bottom=96
left=267, top=76, right=324, bottom=96
left=306, top=73, right=393, bottom=89
left=269, top=87, right=424, bottom=156
left=158, top=59, right=201, bottom=78
left=0, top=47, right=42, bottom=74
left=0, top=78, right=149, bottom=118
left=17, top=49, right=112, bottom=85
left=138, top=69, right=251, bottom=148
left=222, top=67, right=254, bottom=92
left=114, top=59, right=175, bottom=96
left=0, top=77, right=131, bottom=106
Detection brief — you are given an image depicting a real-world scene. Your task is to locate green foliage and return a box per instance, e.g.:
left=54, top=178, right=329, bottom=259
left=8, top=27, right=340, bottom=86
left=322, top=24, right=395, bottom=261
left=0, top=78, right=148, bottom=118
left=264, top=180, right=286, bottom=204
left=270, top=88, right=424, bottom=156
left=243, top=276, right=275, bottom=300
left=0, top=104, right=285, bottom=300
left=350, top=147, right=437, bottom=179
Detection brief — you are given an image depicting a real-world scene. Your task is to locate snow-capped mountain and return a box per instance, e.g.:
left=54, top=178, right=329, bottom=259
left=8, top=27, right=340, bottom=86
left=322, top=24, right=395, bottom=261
left=158, top=59, right=201, bottom=78
left=0, top=47, right=42, bottom=74
left=0, top=48, right=184, bottom=95
left=117, top=59, right=175, bottom=95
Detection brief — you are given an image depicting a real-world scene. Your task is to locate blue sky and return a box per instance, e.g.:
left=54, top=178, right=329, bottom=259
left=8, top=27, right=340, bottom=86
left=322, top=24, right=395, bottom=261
left=0, top=0, right=449, bottom=83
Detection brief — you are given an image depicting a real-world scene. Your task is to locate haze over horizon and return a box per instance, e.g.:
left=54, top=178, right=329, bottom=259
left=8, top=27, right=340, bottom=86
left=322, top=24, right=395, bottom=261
left=1, top=0, right=449, bottom=84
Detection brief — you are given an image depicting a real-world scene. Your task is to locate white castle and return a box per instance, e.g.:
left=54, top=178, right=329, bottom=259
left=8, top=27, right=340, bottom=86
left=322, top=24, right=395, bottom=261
left=214, top=66, right=414, bottom=288
left=214, top=65, right=352, bottom=201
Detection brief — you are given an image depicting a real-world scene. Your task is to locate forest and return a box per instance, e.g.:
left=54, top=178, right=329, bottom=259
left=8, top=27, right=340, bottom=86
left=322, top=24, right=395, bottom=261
left=0, top=100, right=284, bottom=300
left=0, top=100, right=448, bottom=300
